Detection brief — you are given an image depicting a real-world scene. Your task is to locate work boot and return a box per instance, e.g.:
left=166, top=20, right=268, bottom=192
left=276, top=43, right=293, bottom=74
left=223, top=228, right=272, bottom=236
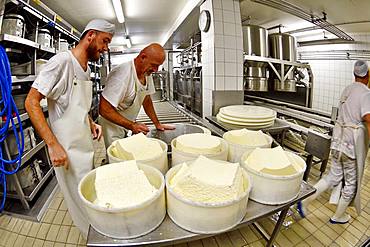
left=330, top=196, right=351, bottom=224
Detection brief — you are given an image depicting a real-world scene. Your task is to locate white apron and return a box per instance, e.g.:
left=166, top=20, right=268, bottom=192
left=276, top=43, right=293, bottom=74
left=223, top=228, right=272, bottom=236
left=329, top=95, right=369, bottom=214
left=100, top=77, right=148, bottom=147
left=50, top=73, right=94, bottom=238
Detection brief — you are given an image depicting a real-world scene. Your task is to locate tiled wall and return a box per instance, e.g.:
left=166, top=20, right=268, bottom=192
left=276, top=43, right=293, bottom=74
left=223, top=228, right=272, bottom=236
left=200, top=0, right=243, bottom=117
left=298, top=33, right=370, bottom=113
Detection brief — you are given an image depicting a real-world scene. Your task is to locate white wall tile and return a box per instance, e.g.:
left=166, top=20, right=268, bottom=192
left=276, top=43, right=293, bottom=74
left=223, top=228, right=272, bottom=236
left=214, top=34, right=224, bottom=48
left=237, top=77, right=244, bottom=90
left=223, top=10, right=235, bottom=23
left=213, top=9, right=223, bottom=22
left=224, top=76, right=237, bottom=90
left=215, top=48, right=224, bottom=62
left=233, top=0, right=240, bottom=13
left=224, top=35, right=236, bottom=49
left=225, top=48, right=236, bottom=62
left=222, top=0, right=234, bottom=11
left=223, top=22, right=235, bottom=36
left=225, top=62, right=237, bottom=76
left=216, top=62, right=224, bottom=76
left=214, top=21, right=224, bottom=35
left=216, top=76, right=225, bottom=90
left=236, top=36, right=244, bottom=51
left=213, top=0, right=222, bottom=9
left=235, top=24, right=242, bottom=37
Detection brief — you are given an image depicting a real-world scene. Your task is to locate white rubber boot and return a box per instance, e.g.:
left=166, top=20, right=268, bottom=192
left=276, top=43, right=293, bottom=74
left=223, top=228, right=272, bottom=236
left=298, top=179, right=330, bottom=217
left=330, top=197, right=351, bottom=224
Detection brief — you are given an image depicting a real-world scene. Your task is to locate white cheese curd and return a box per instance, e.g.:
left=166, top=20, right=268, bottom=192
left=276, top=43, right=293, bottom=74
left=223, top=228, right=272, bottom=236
left=170, top=156, right=244, bottom=203
left=94, top=161, right=157, bottom=208
left=244, top=146, right=301, bottom=176
left=115, top=133, right=163, bottom=160
left=176, top=133, right=221, bottom=154
left=225, top=129, right=270, bottom=146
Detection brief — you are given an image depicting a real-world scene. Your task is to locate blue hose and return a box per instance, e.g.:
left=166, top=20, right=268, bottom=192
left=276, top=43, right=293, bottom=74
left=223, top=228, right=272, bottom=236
left=0, top=45, right=24, bottom=211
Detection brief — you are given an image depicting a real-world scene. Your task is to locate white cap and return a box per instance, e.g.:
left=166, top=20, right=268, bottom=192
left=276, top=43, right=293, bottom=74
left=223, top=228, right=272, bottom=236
left=353, top=60, right=369, bottom=77
left=81, top=19, right=115, bottom=38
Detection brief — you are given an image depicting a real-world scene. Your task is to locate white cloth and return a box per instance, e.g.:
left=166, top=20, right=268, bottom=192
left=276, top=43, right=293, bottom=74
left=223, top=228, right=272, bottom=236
left=32, top=51, right=91, bottom=122
left=82, top=19, right=115, bottom=36
left=330, top=82, right=370, bottom=158
left=102, top=60, right=155, bottom=111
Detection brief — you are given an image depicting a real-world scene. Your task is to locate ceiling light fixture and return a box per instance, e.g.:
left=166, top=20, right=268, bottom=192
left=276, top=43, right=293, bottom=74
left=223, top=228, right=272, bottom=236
left=112, top=0, right=125, bottom=23
left=125, top=36, right=132, bottom=48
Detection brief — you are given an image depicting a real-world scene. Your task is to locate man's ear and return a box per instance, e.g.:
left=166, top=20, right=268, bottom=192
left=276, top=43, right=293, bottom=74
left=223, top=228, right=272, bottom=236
left=86, top=30, right=96, bottom=43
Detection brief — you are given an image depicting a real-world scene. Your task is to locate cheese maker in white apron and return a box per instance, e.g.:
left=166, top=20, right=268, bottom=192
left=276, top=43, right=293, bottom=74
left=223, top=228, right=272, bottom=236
left=50, top=57, right=94, bottom=238
left=99, top=76, right=151, bottom=147
left=329, top=94, right=369, bottom=215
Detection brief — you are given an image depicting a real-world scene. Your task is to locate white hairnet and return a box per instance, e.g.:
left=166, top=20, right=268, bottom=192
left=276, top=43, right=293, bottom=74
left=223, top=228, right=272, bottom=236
left=353, top=60, right=369, bottom=77
left=81, top=19, right=115, bottom=38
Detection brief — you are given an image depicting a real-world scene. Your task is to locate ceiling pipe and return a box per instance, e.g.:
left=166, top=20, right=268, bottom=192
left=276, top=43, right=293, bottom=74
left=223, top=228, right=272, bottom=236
left=250, top=0, right=354, bottom=41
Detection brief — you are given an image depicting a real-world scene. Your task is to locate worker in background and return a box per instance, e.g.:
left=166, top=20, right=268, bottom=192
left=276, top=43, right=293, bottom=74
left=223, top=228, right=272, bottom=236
left=298, top=60, right=370, bottom=224
left=25, top=19, right=115, bottom=238
left=99, top=43, right=175, bottom=148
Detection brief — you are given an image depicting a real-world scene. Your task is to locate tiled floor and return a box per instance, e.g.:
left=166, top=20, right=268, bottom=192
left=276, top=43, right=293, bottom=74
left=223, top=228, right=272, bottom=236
left=1, top=138, right=370, bottom=247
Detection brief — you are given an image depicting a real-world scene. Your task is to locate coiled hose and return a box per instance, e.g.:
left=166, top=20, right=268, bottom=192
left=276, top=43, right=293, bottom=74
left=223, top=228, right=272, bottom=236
left=0, top=45, right=24, bottom=211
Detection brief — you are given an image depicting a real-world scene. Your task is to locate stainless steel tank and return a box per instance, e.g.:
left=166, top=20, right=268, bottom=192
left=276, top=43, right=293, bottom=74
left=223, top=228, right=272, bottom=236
left=269, top=33, right=297, bottom=92
left=242, top=25, right=269, bottom=92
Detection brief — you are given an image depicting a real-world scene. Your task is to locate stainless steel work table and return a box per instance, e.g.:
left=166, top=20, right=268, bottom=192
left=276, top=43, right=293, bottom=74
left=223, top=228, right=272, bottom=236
left=87, top=182, right=315, bottom=247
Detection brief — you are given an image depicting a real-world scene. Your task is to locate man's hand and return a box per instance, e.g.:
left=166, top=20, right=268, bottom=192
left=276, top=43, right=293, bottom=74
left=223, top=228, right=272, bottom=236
left=155, top=123, right=176, bottom=131
left=90, top=122, right=103, bottom=140
left=47, top=142, right=69, bottom=170
left=131, top=122, right=149, bottom=134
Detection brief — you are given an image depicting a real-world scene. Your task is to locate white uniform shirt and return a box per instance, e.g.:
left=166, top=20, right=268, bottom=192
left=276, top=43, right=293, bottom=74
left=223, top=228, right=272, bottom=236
left=32, top=51, right=91, bottom=122
left=102, top=60, right=155, bottom=111
left=331, top=82, right=370, bottom=158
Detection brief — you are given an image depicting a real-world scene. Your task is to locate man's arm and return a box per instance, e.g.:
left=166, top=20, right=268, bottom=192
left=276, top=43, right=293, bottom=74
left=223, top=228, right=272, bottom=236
left=99, top=96, right=149, bottom=134
left=363, top=113, right=370, bottom=138
left=142, top=95, right=175, bottom=131
left=25, top=88, right=69, bottom=169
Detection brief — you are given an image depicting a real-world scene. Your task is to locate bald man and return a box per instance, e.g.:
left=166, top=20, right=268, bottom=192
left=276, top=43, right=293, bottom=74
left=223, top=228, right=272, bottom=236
left=99, top=43, right=175, bottom=147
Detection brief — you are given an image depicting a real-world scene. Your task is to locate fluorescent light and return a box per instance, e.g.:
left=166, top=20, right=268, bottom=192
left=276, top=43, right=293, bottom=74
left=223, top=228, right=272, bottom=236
left=125, top=37, right=132, bottom=48
left=112, top=0, right=125, bottom=23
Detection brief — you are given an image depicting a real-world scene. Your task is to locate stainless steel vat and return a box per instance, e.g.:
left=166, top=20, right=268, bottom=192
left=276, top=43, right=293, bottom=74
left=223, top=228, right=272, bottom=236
left=242, top=25, right=269, bottom=91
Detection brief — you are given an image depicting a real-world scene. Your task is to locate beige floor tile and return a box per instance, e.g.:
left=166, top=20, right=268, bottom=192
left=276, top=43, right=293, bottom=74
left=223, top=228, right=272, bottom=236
left=320, top=225, right=339, bottom=240
left=53, top=243, right=65, bottom=247
left=295, top=242, right=310, bottom=247
left=319, top=206, right=334, bottom=218
left=298, top=219, right=317, bottom=234
left=173, top=243, right=188, bottom=247
left=334, top=236, right=352, bottom=247
left=5, top=217, right=18, bottom=231
left=275, top=232, right=293, bottom=247
left=352, top=220, right=367, bottom=233
left=6, top=232, right=18, bottom=246
left=46, top=224, right=61, bottom=241
left=28, top=222, right=42, bottom=238
left=62, top=213, right=73, bottom=226
left=19, top=220, right=32, bottom=236
left=65, top=244, right=77, bottom=247
left=366, top=227, right=370, bottom=237
left=341, top=230, right=360, bottom=246
left=53, top=211, right=66, bottom=225
left=312, top=209, right=330, bottom=222
left=227, top=230, right=247, bottom=246
left=347, top=225, right=364, bottom=240
left=77, top=233, right=87, bottom=245
left=306, top=213, right=326, bottom=227
left=305, top=235, right=324, bottom=247
left=249, top=239, right=266, bottom=247
left=239, top=225, right=259, bottom=243
left=22, top=236, right=36, bottom=247
left=282, top=228, right=302, bottom=245
left=42, top=210, right=57, bottom=224
left=56, top=225, right=71, bottom=243
left=201, top=237, right=218, bottom=247
left=49, top=197, right=63, bottom=210
left=13, top=234, right=26, bottom=247
left=355, top=215, right=369, bottom=226
left=214, top=233, right=233, bottom=247
left=292, top=223, right=311, bottom=240
left=42, top=240, right=54, bottom=247
left=59, top=200, right=68, bottom=211
left=12, top=219, right=25, bottom=233
left=0, top=214, right=11, bottom=229
left=36, top=223, right=51, bottom=239
left=329, top=223, right=346, bottom=235
left=66, top=227, right=80, bottom=244
left=0, top=230, right=11, bottom=246
left=312, top=230, right=333, bottom=246
left=33, top=239, right=45, bottom=247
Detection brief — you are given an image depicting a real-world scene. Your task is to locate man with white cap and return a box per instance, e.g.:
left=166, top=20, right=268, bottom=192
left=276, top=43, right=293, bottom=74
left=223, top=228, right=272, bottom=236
left=99, top=43, right=175, bottom=148
left=298, top=60, right=370, bottom=224
left=25, top=19, right=115, bottom=237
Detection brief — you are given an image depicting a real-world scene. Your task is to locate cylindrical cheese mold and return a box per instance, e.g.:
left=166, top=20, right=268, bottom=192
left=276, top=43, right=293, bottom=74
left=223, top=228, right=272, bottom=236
left=78, top=163, right=166, bottom=239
